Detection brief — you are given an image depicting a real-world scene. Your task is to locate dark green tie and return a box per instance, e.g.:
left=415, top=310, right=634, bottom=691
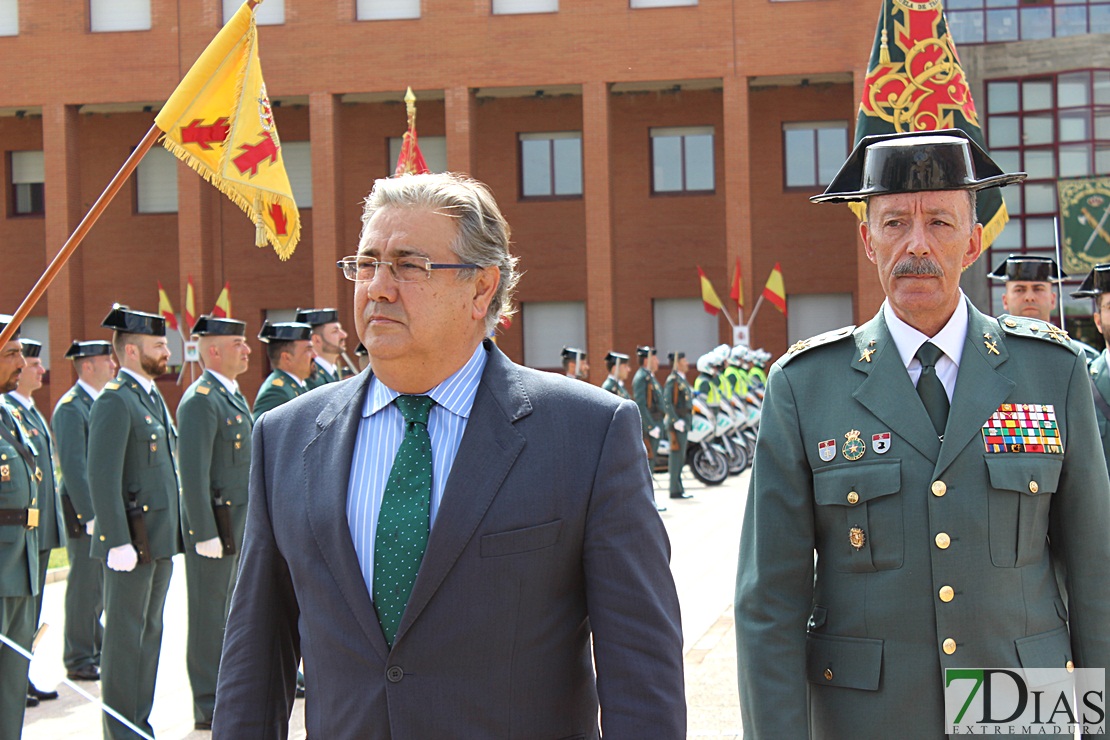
left=373, top=394, right=435, bottom=647
left=915, top=342, right=949, bottom=438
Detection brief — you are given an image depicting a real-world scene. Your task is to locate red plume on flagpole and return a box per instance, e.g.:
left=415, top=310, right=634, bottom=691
left=395, top=87, right=430, bottom=176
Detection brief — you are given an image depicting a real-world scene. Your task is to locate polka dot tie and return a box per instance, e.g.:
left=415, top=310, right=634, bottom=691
left=373, top=394, right=435, bottom=647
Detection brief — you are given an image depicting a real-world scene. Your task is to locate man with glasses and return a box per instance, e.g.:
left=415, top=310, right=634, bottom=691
left=251, top=321, right=315, bottom=418
left=214, top=172, right=686, bottom=737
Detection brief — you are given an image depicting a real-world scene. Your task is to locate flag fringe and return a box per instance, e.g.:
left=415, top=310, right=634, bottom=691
left=979, top=202, right=1009, bottom=256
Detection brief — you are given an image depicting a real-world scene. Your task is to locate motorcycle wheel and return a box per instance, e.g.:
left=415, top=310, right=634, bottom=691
left=687, top=444, right=729, bottom=485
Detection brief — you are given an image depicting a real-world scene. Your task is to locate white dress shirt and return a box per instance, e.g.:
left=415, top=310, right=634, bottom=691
left=882, top=294, right=969, bottom=402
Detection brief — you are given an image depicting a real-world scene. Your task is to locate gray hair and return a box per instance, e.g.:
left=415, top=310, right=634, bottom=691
left=359, top=172, right=521, bottom=335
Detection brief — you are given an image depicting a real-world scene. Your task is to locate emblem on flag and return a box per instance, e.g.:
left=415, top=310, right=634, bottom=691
left=818, top=439, right=836, bottom=462
left=981, top=403, right=1062, bottom=454
left=872, top=432, right=891, bottom=454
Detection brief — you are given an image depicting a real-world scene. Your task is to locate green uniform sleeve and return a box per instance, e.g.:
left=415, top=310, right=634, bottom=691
left=52, top=400, right=94, bottom=520
left=252, top=380, right=294, bottom=418
left=177, top=390, right=220, bottom=544
left=631, top=371, right=654, bottom=435
left=87, top=392, right=133, bottom=551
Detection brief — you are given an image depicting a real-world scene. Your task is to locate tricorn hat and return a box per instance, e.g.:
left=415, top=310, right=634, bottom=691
left=0, top=316, right=18, bottom=340
left=192, top=315, right=247, bottom=337
left=810, top=129, right=1026, bottom=204
left=64, top=340, right=112, bottom=359
left=604, top=351, right=629, bottom=367
left=561, top=346, right=585, bottom=361
left=101, top=304, right=166, bottom=337
left=257, top=321, right=312, bottom=343
left=667, top=350, right=685, bottom=364
left=19, top=339, right=42, bottom=358
left=294, top=308, right=339, bottom=327
left=636, top=345, right=657, bottom=358
left=1071, top=264, right=1110, bottom=297
left=989, top=255, right=1066, bottom=283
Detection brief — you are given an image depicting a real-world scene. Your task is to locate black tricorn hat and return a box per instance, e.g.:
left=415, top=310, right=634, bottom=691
left=1071, top=264, right=1110, bottom=297
left=294, top=308, right=339, bottom=327
left=64, top=340, right=112, bottom=359
left=354, top=342, right=368, bottom=357
left=192, top=315, right=247, bottom=337
left=0, top=316, right=18, bottom=340
left=989, top=255, right=1066, bottom=283
left=561, top=346, right=585, bottom=361
left=257, top=320, right=312, bottom=343
left=810, top=129, right=1026, bottom=204
left=668, top=350, right=686, bottom=363
left=19, top=339, right=42, bottom=358
left=636, top=345, right=657, bottom=358
left=604, top=351, right=629, bottom=367
left=101, top=305, right=166, bottom=337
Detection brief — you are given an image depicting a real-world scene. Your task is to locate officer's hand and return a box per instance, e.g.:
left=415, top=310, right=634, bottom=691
left=106, top=544, right=138, bottom=572
left=649, top=426, right=661, bottom=439
left=195, top=537, right=224, bottom=559
left=84, top=519, right=95, bottom=536
left=674, top=420, right=686, bottom=433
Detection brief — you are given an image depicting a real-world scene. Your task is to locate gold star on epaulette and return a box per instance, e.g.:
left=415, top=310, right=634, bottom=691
left=787, top=339, right=810, bottom=355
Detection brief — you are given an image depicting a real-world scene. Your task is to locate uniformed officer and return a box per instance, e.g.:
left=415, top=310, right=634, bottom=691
left=662, top=351, right=693, bottom=500
left=177, top=315, right=253, bottom=730
left=735, top=129, right=1110, bottom=738
left=52, top=340, right=115, bottom=684
left=3, top=338, right=65, bottom=705
left=353, top=341, right=369, bottom=372
left=252, top=321, right=315, bottom=418
left=560, top=346, right=588, bottom=380
left=601, top=351, right=631, bottom=399
left=296, top=308, right=350, bottom=389
left=88, top=305, right=184, bottom=740
left=0, top=316, right=40, bottom=735
left=1072, top=263, right=1110, bottom=466
left=632, top=346, right=667, bottom=466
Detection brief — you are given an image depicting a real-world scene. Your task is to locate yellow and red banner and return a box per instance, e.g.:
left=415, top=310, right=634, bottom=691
left=698, top=266, right=725, bottom=317
left=154, top=0, right=299, bottom=260
left=157, top=282, right=179, bottom=333
left=395, top=87, right=430, bottom=176
left=762, top=263, right=787, bottom=316
left=730, top=258, right=743, bottom=308
left=212, top=282, right=232, bottom=319
left=184, top=277, right=197, bottom=332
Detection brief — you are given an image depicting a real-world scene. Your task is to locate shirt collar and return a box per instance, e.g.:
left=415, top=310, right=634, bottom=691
left=279, top=369, right=306, bottom=388
left=206, top=369, right=239, bottom=395
left=882, top=292, right=969, bottom=370
left=76, top=379, right=102, bottom=401
left=7, top=392, right=33, bottom=411
left=120, top=367, right=154, bottom=394
left=314, top=356, right=337, bottom=376
left=364, top=343, right=488, bottom=420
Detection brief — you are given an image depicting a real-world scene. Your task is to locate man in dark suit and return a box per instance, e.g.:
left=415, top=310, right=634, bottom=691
left=214, top=172, right=686, bottom=738
left=735, top=130, right=1110, bottom=738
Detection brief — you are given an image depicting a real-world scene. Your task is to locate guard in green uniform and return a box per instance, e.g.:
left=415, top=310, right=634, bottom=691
left=1073, top=264, right=1110, bottom=464
left=632, top=346, right=666, bottom=466
left=177, top=315, right=253, bottom=731
left=662, top=351, right=693, bottom=499
left=88, top=305, right=183, bottom=740
left=252, top=321, right=315, bottom=417
left=0, top=316, right=40, bottom=735
left=736, top=129, right=1110, bottom=738
left=601, top=351, right=631, bottom=399
left=353, top=341, right=369, bottom=372
left=52, top=340, right=115, bottom=684
left=560, top=346, right=588, bottom=380
left=297, top=308, right=350, bottom=389
left=4, top=338, right=65, bottom=705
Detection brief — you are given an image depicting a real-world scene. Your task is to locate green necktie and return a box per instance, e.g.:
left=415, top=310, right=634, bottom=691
left=373, top=394, right=435, bottom=647
left=915, top=342, right=950, bottom=438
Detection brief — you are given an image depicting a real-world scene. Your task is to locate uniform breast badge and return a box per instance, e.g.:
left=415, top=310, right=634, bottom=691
left=982, top=403, right=1062, bottom=454
left=818, top=439, right=836, bottom=462
left=842, top=429, right=866, bottom=461
left=849, top=526, right=866, bottom=550
left=872, top=432, right=891, bottom=454
left=0, top=464, right=9, bottom=482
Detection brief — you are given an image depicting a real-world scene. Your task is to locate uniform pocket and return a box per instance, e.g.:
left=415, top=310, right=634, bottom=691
left=806, top=630, right=884, bottom=690
left=984, top=456, right=1060, bottom=567
left=813, top=460, right=903, bottom=572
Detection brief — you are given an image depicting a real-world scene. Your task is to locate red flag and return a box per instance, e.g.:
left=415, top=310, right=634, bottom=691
left=762, top=263, right=787, bottom=316
left=730, top=258, right=743, bottom=308
left=211, top=282, right=232, bottom=319
left=395, top=87, right=430, bottom=176
left=698, top=266, right=724, bottom=317
left=157, top=282, right=179, bottom=333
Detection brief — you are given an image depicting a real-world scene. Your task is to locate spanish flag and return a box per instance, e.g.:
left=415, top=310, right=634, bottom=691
left=729, top=258, right=743, bottom=308
left=154, top=0, right=300, bottom=260
left=212, top=282, right=232, bottom=319
left=762, top=263, right=787, bottom=316
left=157, top=282, right=179, bottom=333
left=184, top=277, right=197, bottom=332
left=394, top=87, right=430, bottom=176
left=698, top=266, right=725, bottom=317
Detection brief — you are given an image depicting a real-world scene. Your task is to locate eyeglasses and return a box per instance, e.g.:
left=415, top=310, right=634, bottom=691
left=336, top=256, right=481, bottom=283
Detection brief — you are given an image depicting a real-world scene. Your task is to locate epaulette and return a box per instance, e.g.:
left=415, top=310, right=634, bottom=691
left=196, top=385, right=211, bottom=396
left=60, top=391, right=76, bottom=404
left=997, top=315, right=1080, bottom=354
left=780, top=325, right=856, bottom=365
left=105, top=381, right=121, bottom=391
left=272, top=378, right=285, bottom=387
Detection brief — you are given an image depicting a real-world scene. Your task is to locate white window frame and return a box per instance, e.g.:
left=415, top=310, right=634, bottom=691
left=282, top=142, right=313, bottom=209
left=522, top=301, right=586, bottom=369
left=492, top=0, right=558, bottom=15
left=357, top=0, right=421, bottom=20
left=10, top=150, right=44, bottom=216
left=136, top=147, right=179, bottom=214
left=785, top=293, right=854, bottom=346
left=520, top=131, right=583, bottom=198
left=653, top=298, right=719, bottom=363
left=783, top=121, right=850, bottom=189
left=631, top=0, right=696, bottom=7
left=387, top=135, right=447, bottom=175
left=0, top=0, right=19, bottom=36
left=89, top=0, right=151, bottom=32
left=224, top=0, right=284, bottom=25
left=650, top=125, right=715, bottom=194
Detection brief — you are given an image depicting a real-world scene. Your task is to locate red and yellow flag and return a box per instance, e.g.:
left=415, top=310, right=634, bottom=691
left=184, top=276, right=197, bottom=332
left=156, top=282, right=179, bottom=333
left=154, top=0, right=300, bottom=260
left=730, top=258, right=743, bottom=308
left=394, top=87, right=430, bottom=176
left=762, top=263, right=787, bottom=316
left=698, top=266, right=725, bottom=317
left=212, top=282, right=232, bottom=319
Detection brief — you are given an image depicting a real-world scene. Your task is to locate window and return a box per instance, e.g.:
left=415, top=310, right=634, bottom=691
left=653, top=298, right=718, bottom=361
left=89, top=0, right=151, bottom=32
left=631, top=0, right=696, bottom=6
left=281, top=142, right=313, bottom=208
left=136, top=147, right=178, bottom=214
left=387, top=135, right=447, bottom=174
left=783, top=121, right=849, bottom=189
left=522, top=301, right=585, bottom=369
left=357, top=0, right=420, bottom=20
left=520, top=132, right=582, bottom=198
left=20, top=317, right=48, bottom=370
left=786, top=294, right=853, bottom=345
left=650, top=126, right=714, bottom=194
left=949, top=0, right=1110, bottom=45
left=10, top=150, right=43, bottom=216
left=0, top=0, right=18, bottom=36
left=224, top=0, right=284, bottom=24
left=492, top=0, right=558, bottom=15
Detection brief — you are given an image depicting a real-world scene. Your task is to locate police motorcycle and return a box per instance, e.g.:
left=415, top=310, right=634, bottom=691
left=705, top=345, right=752, bottom=476
left=686, top=353, right=732, bottom=485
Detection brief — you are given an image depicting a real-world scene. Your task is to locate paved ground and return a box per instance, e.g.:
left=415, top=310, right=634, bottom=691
left=23, top=466, right=748, bottom=738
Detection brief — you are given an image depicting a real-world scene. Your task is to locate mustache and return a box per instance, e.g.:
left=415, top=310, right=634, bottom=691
left=891, top=256, right=943, bottom=277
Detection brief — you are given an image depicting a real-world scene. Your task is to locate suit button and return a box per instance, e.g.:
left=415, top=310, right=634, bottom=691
left=938, top=586, right=954, bottom=602
left=99, top=535, right=106, bottom=541
left=931, top=480, right=947, bottom=497
left=943, top=638, right=957, bottom=655
left=386, top=666, right=404, bottom=683
left=1029, top=480, right=1039, bottom=494
left=846, top=491, right=859, bottom=504
left=935, top=532, right=951, bottom=549
left=823, top=668, right=833, bottom=681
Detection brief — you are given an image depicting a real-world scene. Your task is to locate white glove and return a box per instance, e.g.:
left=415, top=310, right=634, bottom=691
left=195, top=536, right=224, bottom=559
left=106, top=544, right=138, bottom=572
left=657, top=441, right=670, bottom=455
left=648, top=426, right=661, bottom=439
left=84, top=519, right=95, bottom=536
left=674, top=420, right=686, bottom=433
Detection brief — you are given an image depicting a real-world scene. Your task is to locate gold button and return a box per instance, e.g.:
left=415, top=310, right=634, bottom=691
left=1029, top=480, right=1039, bottom=494
left=823, top=668, right=833, bottom=681
left=1066, top=660, right=1075, bottom=672
left=143, top=505, right=149, bottom=512
left=236, top=433, right=241, bottom=440
left=189, top=530, right=194, bottom=535
left=943, top=638, right=957, bottom=655
left=847, top=491, right=859, bottom=504
left=151, top=434, right=157, bottom=440
left=99, top=535, right=106, bottom=541
left=935, top=533, right=951, bottom=549
left=931, top=480, right=947, bottom=497
left=939, top=586, right=954, bottom=602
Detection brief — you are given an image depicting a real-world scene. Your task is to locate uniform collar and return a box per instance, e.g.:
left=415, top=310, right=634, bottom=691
left=120, top=367, right=154, bottom=394
left=882, top=292, right=969, bottom=370
left=76, top=379, right=103, bottom=401
left=206, top=368, right=239, bottom=395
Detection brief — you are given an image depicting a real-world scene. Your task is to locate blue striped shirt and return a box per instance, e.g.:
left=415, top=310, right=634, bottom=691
left=346, top=343, right=488, bottom=598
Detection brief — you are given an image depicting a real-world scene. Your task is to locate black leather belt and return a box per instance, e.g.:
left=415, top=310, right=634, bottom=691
left=0, top=508, right=38, bottom=528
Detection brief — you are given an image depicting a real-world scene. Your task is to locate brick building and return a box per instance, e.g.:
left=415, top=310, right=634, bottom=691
left=0, top=0, right=1106, bottom=410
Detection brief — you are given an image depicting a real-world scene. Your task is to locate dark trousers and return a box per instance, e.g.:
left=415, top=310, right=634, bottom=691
left=185, top=548, right=240, bottom=723
left=668, top=429, right=688, bottom=494
left=63, top=534, right=104, bottom=671
left=0, top=594, right=34, bottom=738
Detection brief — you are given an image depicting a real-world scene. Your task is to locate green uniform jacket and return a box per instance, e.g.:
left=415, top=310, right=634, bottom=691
left=1089, top=351, right=1110, bottom=467
left=735, top=304, right=1110, bottom=738
left=662, top=370, right=693, bottom=430
left=52, top=384, right=97, bottom=524
left=4, top=397, right=65, bottom=551
left=252, top=370, right=304, bottom=418
left=632, top=367, right=665, bottom=435
left=305, top=359, right=340, bottom=390
left=601, top=376, right=632, bottom=400
left=0, top=405, right=39, bottom=597
left=87, top=374, right=183, bottom=561
left=177, top=371, right=253, bottom=549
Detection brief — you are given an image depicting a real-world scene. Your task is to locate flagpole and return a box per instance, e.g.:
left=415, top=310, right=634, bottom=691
left=1054, top=215, right=1066, bottom=331
left=746, top=293, right=766, bottom=331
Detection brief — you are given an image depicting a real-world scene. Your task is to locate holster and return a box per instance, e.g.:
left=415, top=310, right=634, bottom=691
left=212, top=495, right=236, bottom=556
left=125, top=495, right=153, bottom=565
left=61, top=494, right=83, bottom=538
